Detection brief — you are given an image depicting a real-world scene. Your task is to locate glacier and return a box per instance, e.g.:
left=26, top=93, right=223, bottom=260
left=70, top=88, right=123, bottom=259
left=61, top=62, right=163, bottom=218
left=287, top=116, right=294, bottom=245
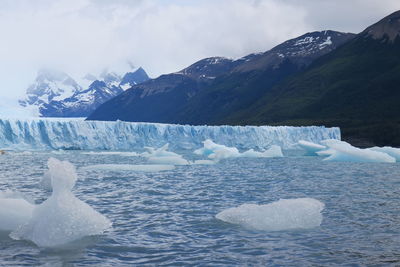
left=0, top=118, right=340, bottom=151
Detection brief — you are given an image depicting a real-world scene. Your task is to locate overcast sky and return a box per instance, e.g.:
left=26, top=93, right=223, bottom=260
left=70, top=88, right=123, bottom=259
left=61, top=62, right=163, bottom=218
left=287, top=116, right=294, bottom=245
left=0, top=0, right=399, bottom=115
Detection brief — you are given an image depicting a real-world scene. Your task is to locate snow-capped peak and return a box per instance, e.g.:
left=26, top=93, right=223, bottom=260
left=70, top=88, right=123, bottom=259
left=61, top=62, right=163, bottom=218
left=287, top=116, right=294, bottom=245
left=23, top=69, right=82, bottom=107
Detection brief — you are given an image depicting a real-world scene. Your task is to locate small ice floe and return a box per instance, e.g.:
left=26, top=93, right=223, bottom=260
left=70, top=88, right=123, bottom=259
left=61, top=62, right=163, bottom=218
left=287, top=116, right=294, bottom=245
left=194, top=139, right=283, bottom=161
left=194, top=139, right=241, bottom=160
left=0, top=190, right=34, bottom=232
left=322, top=141, right=395, bottom=163
left=147, top=156, right=189, bottom=165
left=192, top=160, right=216, bottom=165
left=298, top=139, right=397, bottom=163
left=216, top=198, right=324, bottom=231
left=82, top=164, right=175, bottom=172
left=10, top=158, right=112, bottom=247
left=369, top=146, right=400, bottom=162
left=82, top=151, right=138, bottom=157
left=240, top=145, right=283, bottom=158
left=142, top=144, right=190, bottom=165
left=141, top=144, right=180, bottom=158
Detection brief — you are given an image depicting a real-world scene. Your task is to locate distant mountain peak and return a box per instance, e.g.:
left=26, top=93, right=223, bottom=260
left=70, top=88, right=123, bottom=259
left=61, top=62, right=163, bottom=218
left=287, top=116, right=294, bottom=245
left=120, top=67, right=150, bottom=90
left=363, top=10, right=400, bottom=42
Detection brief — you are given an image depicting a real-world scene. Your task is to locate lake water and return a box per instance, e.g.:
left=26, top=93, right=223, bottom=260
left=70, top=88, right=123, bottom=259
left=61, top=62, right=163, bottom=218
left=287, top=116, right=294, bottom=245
left=1, top=150, right=399, bottom=266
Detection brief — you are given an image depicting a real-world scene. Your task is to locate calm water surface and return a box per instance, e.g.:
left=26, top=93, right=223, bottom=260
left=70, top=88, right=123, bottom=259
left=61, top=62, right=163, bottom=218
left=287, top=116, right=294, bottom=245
left=0, top=151, right=399, bottom=266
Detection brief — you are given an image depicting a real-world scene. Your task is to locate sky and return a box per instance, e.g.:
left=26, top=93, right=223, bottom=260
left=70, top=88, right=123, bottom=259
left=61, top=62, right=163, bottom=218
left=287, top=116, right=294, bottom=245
left=0, top=0, right=399, bottom=115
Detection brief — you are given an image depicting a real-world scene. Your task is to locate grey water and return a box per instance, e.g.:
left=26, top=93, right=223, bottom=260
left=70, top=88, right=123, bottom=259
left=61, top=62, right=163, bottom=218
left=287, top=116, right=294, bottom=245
left=1, top=151, right=399, bottom=266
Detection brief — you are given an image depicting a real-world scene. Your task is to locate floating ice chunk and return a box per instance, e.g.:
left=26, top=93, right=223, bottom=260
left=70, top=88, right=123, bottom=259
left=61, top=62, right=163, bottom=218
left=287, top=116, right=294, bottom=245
left=147, top=156, right=189, bottom=165
left=39, top=170, right=52, bottom=190
left=369, top=147, right=400, bottom=162
left=240, top=145, right=284, bottom=158
left=82, top=151, right=138, bottom=157
left=323, top=143, right=395, bottom=163
left=216, top=198, right=324, bottom=231
left=141, top=144, right=180, bottom=158
left=195, top=139, right=241, bottom=161
left=11, top=158, right=111, bottom=247
left=141, top=144, right=190, bottom=165
left=82, top=164, right=175, bottom=172
left=192, top=160, right=216, bottom=165
left=195, top=139, right=283, bottom=160
left=298, top=140, right=326, bottom=156
left=0, top=191, right=34, bottom=232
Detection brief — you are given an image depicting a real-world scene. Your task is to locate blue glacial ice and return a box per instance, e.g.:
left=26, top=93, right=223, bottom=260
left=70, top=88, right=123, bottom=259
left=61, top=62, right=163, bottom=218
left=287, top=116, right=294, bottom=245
left=216, top=198, right=324, bottom=231
left=369, top=147, right=400, bottom=162
left=298, top=140, right=327, bottom=155
left=297, top=139, right=398, bottom=163
left=10, top=158, right=112, bottom=247
left=194, top=139, right=283, bottom=160
left=0, top=118, right=340, bottom=151
left=141, top=144, right=190, bottom=165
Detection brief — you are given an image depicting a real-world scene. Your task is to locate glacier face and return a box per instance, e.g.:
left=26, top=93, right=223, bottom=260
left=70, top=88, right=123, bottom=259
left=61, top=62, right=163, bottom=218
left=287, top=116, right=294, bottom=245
left=0, top=118, right=340, bottom=151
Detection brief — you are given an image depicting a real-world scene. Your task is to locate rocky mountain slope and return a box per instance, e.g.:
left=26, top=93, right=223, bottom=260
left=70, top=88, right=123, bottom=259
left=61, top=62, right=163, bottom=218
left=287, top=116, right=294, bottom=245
left=87, top=30, right=354, bottom=123
left=222, top=10, right=400, bottom=146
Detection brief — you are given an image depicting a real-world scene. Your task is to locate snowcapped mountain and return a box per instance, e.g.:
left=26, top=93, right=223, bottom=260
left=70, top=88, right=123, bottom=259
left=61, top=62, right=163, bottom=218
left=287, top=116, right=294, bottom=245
left=20, top=67, right=150, bottom=117
left=234, top=30, right=354, bottom=72
left=19, top=69, right=82, bottom=108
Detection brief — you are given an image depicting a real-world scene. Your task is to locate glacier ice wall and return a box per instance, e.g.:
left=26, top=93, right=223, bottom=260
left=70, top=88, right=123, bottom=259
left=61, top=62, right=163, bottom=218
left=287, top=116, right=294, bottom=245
left=0, top=118, right=340, bottom=150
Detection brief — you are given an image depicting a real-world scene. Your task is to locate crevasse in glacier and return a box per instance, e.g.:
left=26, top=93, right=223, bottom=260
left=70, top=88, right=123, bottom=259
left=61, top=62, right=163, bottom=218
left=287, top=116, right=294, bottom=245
left=0, top=118, right=340, bottom=150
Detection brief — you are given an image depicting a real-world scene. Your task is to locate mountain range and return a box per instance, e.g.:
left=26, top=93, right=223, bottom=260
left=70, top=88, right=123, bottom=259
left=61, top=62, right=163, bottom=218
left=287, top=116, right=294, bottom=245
left=87, top=31, right=355, bottom=123
left=20, top=67, right=149, bottom=117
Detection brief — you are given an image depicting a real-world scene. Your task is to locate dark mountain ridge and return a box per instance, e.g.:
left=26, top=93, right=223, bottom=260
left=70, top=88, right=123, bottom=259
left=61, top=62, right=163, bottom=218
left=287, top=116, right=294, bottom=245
left=87, top=30, right=355, bottom=123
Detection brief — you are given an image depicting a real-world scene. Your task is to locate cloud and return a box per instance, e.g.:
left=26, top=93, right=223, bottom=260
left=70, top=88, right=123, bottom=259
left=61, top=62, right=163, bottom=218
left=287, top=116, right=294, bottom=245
left=0, top=0, right=398, bottom=116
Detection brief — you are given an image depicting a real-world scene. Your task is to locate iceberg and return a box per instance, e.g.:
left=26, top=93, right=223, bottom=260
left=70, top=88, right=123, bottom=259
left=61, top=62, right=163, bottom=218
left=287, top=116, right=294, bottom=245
left=369, top=147, right=400, bottom=162
left=0, top=190, right=34, bottom=232
left=216, top=198, right=324, bottom=231
left=240, top=145, right=284, bottom=158
left=147, top=156, right=189, bottom=165
left=11, top=158, right=112, bottom=247
left=142, top=144, right=190, bottom=165
left=0, top=118, right=340, bottom=151
left=323, top=142, right=396, bottom=163
left=195, top=139, right=241, bottom=161
left=195, top=139, right=283, bottom=160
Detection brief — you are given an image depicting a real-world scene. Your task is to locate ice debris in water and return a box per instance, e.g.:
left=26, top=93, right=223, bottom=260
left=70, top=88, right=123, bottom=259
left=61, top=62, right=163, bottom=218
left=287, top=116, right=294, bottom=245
left=216, top=198, right=324, bottom=231
left=194, top=139, right=241, bottom=160
left=298, top=139, right=398, bottom=163
left=82, top=151, right=139, bottom=157
left=194, top=139, right=283, bottom=161
left=142, top=144, right=190, bottom=165
left=0, top=190, right=34, bottom=232
left=240, top=145, right=283, bottom=158
left=82, top=164, right=175, bottom=172
left=322, top=140, right=395, bottom=163
left=10, top=158, right=111, bottom=247
left=369, top=147, right=400, bottom=162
